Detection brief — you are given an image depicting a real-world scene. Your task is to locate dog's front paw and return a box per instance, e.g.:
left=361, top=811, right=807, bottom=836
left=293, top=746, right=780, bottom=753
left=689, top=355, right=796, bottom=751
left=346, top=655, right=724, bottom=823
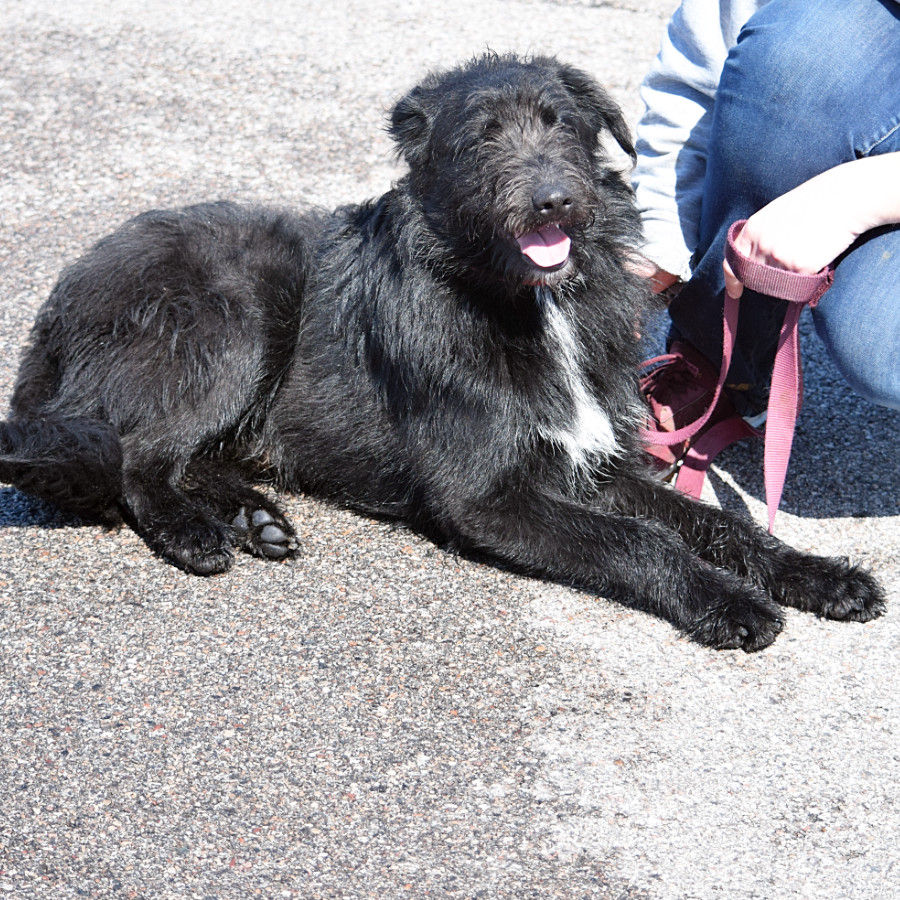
left=776, top=555, right=886, bottom=623
left=231, top=505, right=298, bottom=560
left=823, top=563, right=886, bottom=622
left=688, top=581, right=785, bottom=652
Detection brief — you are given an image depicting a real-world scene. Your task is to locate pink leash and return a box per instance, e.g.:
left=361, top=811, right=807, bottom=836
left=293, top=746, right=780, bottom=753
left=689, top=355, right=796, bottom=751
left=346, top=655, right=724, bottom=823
left=640, top=219, right=835, bottom=532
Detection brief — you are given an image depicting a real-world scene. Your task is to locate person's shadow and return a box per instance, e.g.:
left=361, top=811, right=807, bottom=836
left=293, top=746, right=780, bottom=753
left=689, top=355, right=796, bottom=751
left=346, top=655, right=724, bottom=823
left=707, top=314, right=899, bottom=520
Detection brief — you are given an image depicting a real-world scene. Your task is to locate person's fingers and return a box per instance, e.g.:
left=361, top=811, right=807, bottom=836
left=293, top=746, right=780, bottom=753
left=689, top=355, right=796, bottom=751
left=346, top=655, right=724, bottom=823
left=723, top=258, right=743, bottom=299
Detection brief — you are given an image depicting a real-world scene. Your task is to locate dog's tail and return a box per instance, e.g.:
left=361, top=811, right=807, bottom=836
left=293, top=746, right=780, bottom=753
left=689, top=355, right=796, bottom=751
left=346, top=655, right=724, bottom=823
left=0, top=417, right=123, bottom=523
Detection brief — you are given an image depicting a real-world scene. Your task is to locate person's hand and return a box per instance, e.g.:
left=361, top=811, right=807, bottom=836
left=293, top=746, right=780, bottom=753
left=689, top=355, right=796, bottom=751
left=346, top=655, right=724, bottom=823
left=724, top=152, right=900, bottom=299
left=723, top=187, right=859, bottom=299
left=626, top=255, right=680, bottom=295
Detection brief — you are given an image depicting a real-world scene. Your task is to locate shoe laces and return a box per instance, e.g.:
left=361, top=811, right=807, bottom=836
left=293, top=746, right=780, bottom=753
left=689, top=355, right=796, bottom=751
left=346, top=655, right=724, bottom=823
left=639, top=352, right=703, bottom=400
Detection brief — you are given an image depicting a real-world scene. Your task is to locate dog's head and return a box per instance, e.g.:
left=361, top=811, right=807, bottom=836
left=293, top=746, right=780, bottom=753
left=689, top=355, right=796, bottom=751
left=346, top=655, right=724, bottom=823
left=389, top=53, right=637, bottom=289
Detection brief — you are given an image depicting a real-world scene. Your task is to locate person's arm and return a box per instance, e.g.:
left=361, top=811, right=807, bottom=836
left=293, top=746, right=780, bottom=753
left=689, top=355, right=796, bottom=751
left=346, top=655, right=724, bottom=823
left=724, top=152, right=900, bottom=298
left=632, top=0, right=764, bottom=289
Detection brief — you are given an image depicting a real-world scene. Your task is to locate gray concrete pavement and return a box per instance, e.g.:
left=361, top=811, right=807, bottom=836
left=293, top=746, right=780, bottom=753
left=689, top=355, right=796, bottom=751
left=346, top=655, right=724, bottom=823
left=1, top=2, right=898, bottom=898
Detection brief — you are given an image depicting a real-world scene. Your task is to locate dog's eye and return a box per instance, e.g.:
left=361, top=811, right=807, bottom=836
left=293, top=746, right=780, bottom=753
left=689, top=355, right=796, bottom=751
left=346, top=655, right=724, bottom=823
left=538, top=107, right=558, bottom=128
left=482, top=117, right=502, bottom=138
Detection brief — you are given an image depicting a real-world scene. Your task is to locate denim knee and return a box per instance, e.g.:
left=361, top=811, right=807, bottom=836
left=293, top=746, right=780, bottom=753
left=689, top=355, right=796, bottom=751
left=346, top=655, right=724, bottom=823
left=698, top=0, right=900, bottom=241
left=812, top=228, right=900, bottom=411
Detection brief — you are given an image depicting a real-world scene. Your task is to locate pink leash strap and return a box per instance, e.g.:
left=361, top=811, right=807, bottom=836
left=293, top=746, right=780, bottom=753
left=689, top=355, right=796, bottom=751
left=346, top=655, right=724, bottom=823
left=724, top=220, right=834, bottom=532
left=639, top=220, right=834, bottom=533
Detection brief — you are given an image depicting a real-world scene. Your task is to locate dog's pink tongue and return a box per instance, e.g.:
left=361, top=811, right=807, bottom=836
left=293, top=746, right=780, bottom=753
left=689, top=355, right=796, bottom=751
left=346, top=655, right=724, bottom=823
left=517, top=224, right=571, bottom=268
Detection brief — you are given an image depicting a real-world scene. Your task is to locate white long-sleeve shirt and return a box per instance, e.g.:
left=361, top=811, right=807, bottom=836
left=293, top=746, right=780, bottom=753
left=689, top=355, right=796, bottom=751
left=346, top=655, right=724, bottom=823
left=633, top=0, right=900, bottom=282
left=631, top=0, right=772, bottom=281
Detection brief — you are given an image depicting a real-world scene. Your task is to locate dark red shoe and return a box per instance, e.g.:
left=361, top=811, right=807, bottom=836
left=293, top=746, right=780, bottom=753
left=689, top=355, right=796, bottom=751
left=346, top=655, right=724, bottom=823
left=640, top=340, right=742, bottom=480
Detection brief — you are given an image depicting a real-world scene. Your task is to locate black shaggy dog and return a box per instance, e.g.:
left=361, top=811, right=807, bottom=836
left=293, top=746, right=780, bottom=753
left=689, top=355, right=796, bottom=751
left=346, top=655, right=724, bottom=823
left=0, top=54, right=885, bottom=650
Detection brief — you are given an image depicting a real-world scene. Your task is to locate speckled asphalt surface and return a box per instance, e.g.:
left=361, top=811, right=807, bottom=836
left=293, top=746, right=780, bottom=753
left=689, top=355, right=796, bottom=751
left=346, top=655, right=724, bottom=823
left=1, top=2, right=899, bottom=898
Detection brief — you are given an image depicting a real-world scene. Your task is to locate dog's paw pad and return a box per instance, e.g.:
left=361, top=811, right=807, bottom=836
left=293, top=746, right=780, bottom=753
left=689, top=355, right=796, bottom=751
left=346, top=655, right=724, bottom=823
left=258, top=524, right=293, bottom=558
left=232, top=505, right=298, bottom=560
left=180, top=548, right=234, bottom=576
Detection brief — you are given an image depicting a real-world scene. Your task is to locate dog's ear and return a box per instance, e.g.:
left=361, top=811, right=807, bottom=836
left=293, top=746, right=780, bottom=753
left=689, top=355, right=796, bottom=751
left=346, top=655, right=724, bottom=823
left=389, top=87, right=436, bottom=166
left=556, top=64, right=636, bottom=164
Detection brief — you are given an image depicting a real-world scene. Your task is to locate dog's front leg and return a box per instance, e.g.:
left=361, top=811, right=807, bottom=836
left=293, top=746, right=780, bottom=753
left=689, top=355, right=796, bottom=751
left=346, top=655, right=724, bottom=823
left=607, top=473, right=885, bottom=624
left=447, top=489, right=784, bottom=651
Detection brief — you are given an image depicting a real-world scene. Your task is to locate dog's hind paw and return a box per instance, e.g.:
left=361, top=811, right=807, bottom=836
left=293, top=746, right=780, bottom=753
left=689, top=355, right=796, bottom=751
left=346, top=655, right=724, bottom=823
left=688, top=587, right=784, bottom=652
left=231, top=505, right=298, bottom=560
left=774, top=555, right=886, bottom=623
left=160, top=517, right=235, bottom=576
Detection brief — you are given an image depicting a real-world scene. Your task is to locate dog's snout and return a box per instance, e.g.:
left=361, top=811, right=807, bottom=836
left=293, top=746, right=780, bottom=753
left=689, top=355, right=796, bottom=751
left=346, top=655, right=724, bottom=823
left=532, top=183, right=574, bottom=219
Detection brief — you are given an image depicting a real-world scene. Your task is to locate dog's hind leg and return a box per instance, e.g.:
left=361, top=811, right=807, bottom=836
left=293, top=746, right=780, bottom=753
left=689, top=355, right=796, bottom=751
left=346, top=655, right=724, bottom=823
left=608, top=473, right=885, bottom=624
left=118, top=450, right=234, bottom=575
left=119, top=444, right=299, bottom=575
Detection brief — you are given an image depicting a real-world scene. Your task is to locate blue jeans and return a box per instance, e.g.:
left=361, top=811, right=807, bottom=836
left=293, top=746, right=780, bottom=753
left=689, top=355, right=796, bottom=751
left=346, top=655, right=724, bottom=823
left=667, top=0, right=900, bottom=413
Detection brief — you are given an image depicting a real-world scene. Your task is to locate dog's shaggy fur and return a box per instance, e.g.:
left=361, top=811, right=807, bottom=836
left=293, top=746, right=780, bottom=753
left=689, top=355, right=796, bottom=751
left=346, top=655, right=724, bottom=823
left=0, top=54, right=884, bottom=650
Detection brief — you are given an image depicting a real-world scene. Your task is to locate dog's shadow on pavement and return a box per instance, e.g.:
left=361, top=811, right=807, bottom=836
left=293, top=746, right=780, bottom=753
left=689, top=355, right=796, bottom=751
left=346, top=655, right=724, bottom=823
left=0, top=486, right=85, bottom=530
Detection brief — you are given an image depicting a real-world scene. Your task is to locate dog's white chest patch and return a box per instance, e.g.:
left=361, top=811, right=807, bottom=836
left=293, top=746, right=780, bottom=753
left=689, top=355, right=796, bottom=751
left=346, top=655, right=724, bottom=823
left=536, top=288, right=619, bottom=469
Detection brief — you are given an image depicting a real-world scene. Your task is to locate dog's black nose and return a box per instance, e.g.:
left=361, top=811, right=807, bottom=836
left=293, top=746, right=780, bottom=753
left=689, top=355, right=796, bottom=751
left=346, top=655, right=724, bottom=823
left=532, top=184, right=574, bottom=218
